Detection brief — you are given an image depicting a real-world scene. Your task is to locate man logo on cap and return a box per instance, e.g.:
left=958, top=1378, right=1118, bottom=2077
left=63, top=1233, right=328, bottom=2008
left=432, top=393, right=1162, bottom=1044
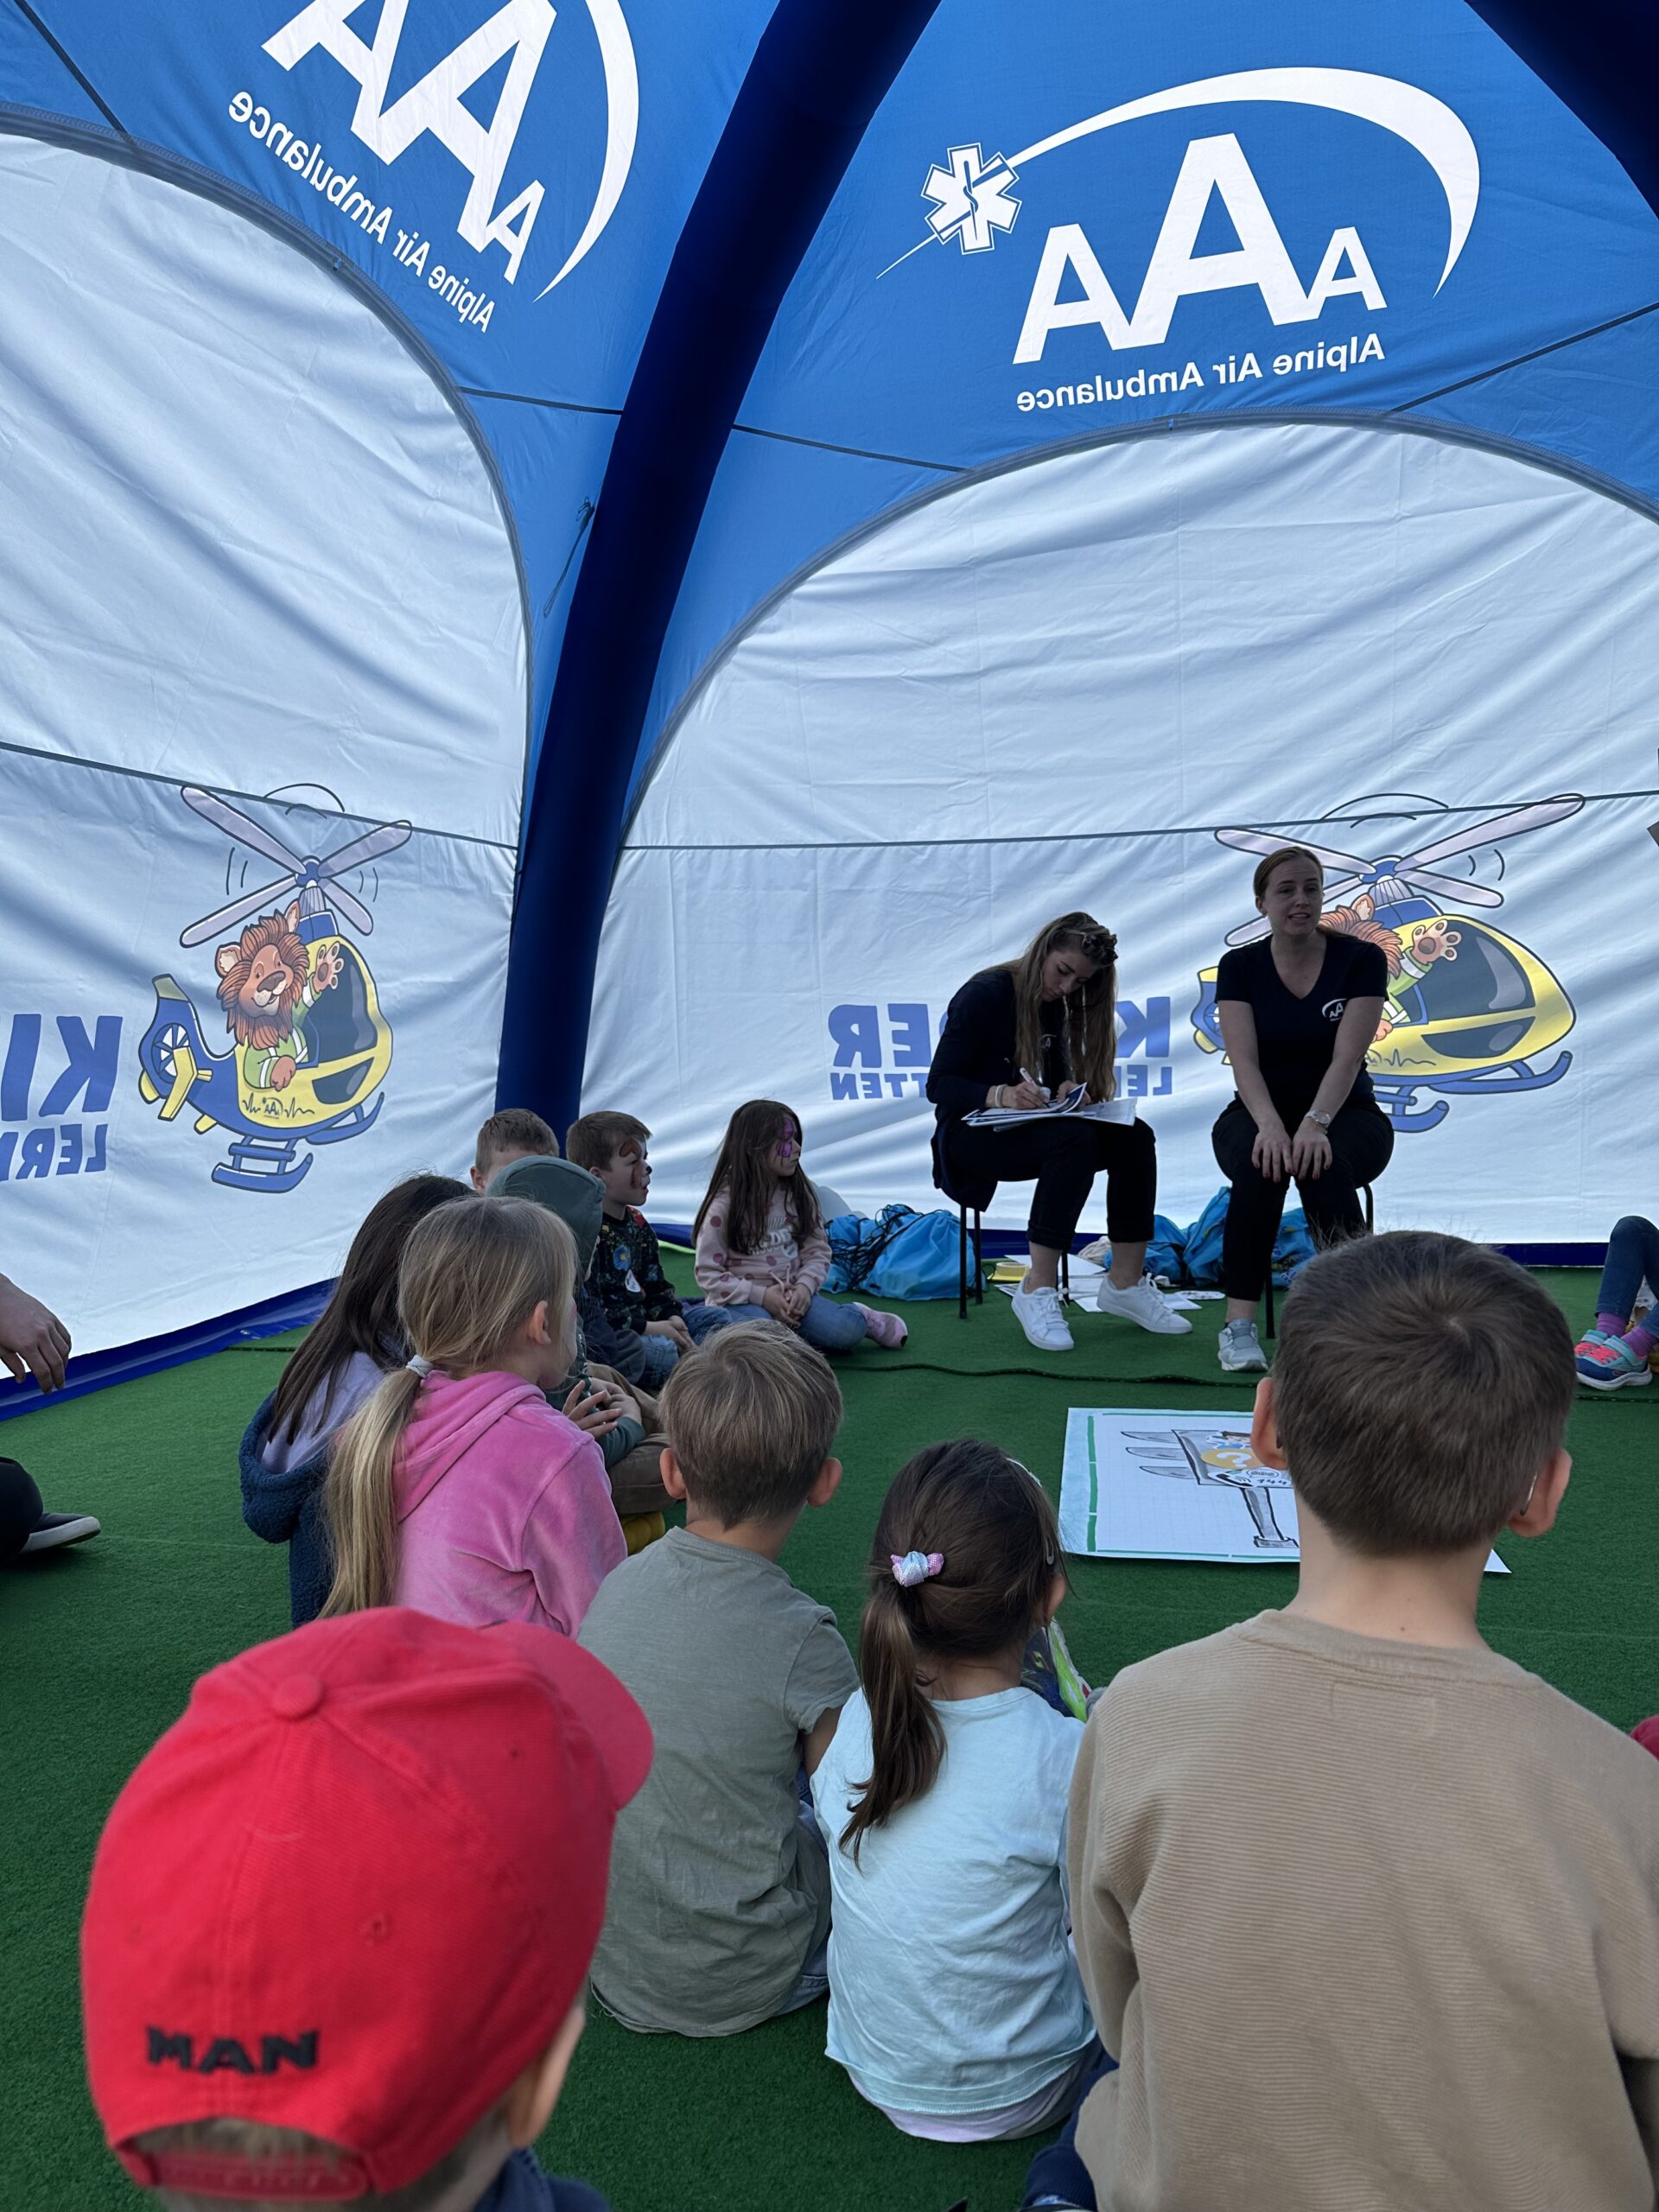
left=147, top=2028, right=320, bottom=2075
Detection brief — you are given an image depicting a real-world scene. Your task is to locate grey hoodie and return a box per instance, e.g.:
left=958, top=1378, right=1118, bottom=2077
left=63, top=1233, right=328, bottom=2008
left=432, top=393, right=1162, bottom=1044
left=486, top=1154, right=645, bottom=1466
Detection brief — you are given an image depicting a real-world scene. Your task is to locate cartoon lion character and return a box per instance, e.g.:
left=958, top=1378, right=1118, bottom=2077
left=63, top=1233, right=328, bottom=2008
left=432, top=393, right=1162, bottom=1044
left=1320, top=895, right=1461, bottom=1041
left=215, top=903, right=341, bottom=1092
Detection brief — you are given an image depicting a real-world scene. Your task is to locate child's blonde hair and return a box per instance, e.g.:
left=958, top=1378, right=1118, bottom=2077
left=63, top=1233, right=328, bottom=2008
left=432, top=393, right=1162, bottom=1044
left=321, top=1196, right=577, bottom=1614
left=137, top=2117, right=479, bottom=2212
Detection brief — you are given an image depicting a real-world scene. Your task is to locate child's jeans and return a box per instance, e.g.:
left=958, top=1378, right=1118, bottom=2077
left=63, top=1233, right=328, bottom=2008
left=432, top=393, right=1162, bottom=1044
left=1020, top=2048, right=1119, bottom=2209
left=1596, top=1216, right=1659, bottom=1325
left=719, top=1294, right=868, bottom=1353
left=635, top=1303, right=738, bottom=1389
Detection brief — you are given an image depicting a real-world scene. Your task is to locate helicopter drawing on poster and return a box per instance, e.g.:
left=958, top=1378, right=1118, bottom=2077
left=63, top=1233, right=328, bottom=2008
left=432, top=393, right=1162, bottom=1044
left=1190, top=793, right=1582, bottom=1132
left=137, top=786, right=410, bottom=1192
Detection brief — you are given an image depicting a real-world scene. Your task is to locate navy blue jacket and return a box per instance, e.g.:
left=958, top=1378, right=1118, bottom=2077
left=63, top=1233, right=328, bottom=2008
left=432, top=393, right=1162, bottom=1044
left=478, top=2152, right=607, bottom=2211
left=238, top=1393, right=333, bottom=1628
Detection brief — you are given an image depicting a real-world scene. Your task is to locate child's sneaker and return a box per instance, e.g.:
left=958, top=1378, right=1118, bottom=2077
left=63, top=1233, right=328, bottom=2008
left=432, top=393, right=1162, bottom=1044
left=855, top=1304, right=908, bottom=1349
left=1574, top=1335, right=1652, bottom=1391
left=1217, top=1319, right=1268, bottom=1373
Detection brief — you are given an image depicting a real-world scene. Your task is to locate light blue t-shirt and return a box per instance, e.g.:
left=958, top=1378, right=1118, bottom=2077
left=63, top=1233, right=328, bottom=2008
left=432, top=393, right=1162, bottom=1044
left=810, top=1685, right=1095, bottom=2114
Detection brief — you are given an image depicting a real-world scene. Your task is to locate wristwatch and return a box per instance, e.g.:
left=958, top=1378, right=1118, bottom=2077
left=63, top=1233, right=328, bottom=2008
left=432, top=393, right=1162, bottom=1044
left=1304, top=1109, right=1333, bottom=1129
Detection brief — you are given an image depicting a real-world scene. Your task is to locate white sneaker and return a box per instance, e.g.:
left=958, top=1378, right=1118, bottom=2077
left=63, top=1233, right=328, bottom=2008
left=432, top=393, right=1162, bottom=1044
left=1094, top=1274, right=1193, bottom=1335
left=1217, top=1319, right=1268, bottom=1372
left=1011, top=1281, right=1074, bottom=1351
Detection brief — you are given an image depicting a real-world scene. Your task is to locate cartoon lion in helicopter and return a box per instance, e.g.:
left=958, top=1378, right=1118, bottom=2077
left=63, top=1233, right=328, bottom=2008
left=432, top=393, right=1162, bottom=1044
left=1192, top=795, right=1582, bottom=1133
left=137, top=786, right=410, bottom=1192
left=215, top=902, right=344, bottom=1092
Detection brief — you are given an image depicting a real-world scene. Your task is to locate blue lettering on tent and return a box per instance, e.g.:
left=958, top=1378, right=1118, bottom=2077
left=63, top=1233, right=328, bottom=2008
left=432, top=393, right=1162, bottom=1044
left=0, top=1014, right=120, bottom=1179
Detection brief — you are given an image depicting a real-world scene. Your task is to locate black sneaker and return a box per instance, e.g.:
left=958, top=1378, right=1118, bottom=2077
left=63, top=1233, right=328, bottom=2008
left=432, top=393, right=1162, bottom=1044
left=20, top=1510, right=100, bottom=1554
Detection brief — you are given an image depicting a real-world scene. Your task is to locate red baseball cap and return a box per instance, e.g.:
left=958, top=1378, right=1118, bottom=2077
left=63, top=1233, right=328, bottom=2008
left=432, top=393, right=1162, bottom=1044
left=82, top=1608, right=651, bottom=2200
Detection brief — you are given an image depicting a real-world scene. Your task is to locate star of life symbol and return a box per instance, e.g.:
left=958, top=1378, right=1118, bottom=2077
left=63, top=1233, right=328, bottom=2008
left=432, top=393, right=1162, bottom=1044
left=923, top=143, right=1020, bottom=252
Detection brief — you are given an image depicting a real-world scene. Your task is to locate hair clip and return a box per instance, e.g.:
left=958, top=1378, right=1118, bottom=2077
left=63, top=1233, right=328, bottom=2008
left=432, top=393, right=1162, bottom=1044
left=891, top=1550, right=944, bottom=1588
left=405, top=1354, right=434, bottom=1376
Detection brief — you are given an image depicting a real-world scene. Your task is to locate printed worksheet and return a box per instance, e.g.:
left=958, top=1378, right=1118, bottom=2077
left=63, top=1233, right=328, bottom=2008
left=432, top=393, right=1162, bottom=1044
left=1059, top=1408, right=1509, bottom=1572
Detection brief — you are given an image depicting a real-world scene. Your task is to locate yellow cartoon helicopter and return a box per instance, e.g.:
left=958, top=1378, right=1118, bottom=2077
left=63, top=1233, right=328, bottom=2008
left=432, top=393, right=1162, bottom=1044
left=1191, top=796, right=1581, bottom=1132
left=137, top=787, right=410, bottom=1191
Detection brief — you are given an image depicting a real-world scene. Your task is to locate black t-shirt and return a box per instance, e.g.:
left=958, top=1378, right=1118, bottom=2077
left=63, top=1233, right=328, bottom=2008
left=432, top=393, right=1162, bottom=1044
left=1215, top=931, right=1387, bottom=1122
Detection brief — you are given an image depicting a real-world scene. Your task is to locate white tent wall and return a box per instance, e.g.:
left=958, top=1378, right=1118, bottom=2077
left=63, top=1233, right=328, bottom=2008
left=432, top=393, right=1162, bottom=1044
left=587, top=418, right=1659, bottom=1246
left=0, top=133, right=526, bottom=1352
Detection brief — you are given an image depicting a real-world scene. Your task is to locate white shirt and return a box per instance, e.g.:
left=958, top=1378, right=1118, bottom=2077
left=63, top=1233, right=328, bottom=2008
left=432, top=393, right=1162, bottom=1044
left=810, top=1685, right=1095, bottom=2114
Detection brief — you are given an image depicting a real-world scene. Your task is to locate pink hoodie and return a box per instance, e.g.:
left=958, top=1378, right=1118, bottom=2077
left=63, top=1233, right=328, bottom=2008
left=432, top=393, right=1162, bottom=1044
left=391, top=1370, right=624, bottom=1637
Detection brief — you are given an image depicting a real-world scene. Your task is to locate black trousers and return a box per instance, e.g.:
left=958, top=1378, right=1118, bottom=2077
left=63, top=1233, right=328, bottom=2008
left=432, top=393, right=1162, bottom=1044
left=945, top=1116, right=1157, bottom=1251
left=1212, top=1097, right=1393, bottom=1303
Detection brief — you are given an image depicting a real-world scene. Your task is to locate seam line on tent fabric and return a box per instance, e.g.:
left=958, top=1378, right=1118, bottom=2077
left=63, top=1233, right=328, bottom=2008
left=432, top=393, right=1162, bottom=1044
left=0, top=737, right=518, bottom=856
left=7, top=0, right=126, bottom=135
left=730, top=422, right=967, bottom=474
left=621, top=786, right=1659, bottom=854
left=457, top=386, right=623, bottom=417
left=1393, top=297, right=1659, bottom=411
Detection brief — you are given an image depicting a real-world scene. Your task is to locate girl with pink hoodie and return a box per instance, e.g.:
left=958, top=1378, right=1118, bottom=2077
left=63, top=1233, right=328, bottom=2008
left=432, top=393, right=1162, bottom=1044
left=321, top=1195, right=625, bottom=1635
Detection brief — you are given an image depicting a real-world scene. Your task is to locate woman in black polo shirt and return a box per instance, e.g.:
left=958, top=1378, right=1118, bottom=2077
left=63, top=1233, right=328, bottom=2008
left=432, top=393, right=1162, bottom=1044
left=927, top=910, right=1189, bottom=1354
left=1211, top=846, right=1393, bottom=1371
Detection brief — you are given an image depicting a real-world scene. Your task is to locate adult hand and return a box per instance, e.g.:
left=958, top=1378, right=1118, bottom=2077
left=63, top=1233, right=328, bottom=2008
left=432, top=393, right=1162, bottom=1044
left=1003, top=1077, right=1049, bottom=1111
left=647, top=1316, right=695, bottom=1355
left=1250, top=1122, right=1294, bottom=1184
left=761, top=1286, right=800, bottom=1327
left=0, top=1274, right=71, bottom=1392
left=1291, top=1123, right=1333, bottom=1181
left=562, top=1379, right=620, bottom=1439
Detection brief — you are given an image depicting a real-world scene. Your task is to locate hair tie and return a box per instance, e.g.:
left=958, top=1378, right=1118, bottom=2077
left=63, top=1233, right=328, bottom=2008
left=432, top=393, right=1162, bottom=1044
left=890, top=1550, right=944, bottom=1588
left=405, top=1355, right=433, bottom=1377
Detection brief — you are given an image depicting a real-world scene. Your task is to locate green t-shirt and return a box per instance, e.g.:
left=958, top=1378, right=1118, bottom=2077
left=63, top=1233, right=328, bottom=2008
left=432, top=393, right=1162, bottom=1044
left=577, top=1528, right=858, bottom=2035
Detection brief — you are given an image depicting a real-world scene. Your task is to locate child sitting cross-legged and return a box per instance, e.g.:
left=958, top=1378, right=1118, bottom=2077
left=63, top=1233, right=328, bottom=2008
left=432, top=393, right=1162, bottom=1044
left=321, top=1194, right=623, bottom=1636
left=694, top=1098, right=906, bottom=1353
left=1039, top=1230, right=1659, bottom=2212
left=812, top=1441, right=1097, bottom=2140
left=577, top=1321, right=858, bottom=2035
left=1574, top=1211, right=1659, bottom=1390
left=566, top=1109, right=734, bottom=1391
left=82, top=1605, right=652, bottom=2212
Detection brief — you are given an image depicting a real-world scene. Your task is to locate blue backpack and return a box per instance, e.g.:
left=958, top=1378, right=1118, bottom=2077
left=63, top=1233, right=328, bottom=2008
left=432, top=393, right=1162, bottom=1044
left=824, top=1205, right=964, bottom=1300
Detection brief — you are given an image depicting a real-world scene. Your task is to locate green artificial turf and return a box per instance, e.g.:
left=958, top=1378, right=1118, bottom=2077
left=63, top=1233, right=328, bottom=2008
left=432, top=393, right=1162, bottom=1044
left=4, top=1266, right=1657, bottom=2212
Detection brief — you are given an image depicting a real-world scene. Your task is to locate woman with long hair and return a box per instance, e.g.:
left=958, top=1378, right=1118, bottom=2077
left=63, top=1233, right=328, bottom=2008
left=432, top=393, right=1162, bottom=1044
left=239, top=1172, right=469, bottom=1624
left=927, top=911, right=1186, bottom=1351
left=321, top=1193, right=623, bottom=1630
left=1211, top=845, right=1393, bottom=1372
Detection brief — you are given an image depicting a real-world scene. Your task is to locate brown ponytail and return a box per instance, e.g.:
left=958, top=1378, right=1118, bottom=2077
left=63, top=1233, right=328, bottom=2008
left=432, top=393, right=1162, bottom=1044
left=842, top=1440, right=1065, bottom=1859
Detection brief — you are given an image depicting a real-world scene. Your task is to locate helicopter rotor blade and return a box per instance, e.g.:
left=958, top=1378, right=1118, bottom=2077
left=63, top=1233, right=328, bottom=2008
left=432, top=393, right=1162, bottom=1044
left=1389, top=863, right=1503, bottom=909
left=179, top=871, right=302, bottom=948
left=181, top=786, right=306, bottom=874
left=1214, top=826, right=1375, bottom=875
left=315, top=819, right=413, bottom=876
left=1224, top=915, right=1273, bottom=946
left=322, top=880, right=376, bottom=937
left=1392, top=796, right=1585, bottom=874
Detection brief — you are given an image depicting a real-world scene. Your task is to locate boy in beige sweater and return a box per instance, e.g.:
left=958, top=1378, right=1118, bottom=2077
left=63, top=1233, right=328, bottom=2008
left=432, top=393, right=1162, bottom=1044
left=1054, top=1230, right=1659, bottom=2212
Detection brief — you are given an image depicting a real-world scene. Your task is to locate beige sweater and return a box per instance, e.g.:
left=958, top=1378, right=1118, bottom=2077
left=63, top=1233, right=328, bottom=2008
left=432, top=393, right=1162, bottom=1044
left=1070, top=1610, right=1659, bottom=2212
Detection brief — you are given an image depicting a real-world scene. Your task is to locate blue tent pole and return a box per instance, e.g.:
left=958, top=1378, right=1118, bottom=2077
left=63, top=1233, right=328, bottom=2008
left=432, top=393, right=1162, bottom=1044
left=495, top=0, right=945, bottom=1130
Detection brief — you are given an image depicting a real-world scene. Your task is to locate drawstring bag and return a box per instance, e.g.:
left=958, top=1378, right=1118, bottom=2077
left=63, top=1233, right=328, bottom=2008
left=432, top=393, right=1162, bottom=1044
left=1182, top=1189, right=1316, bottom=1289
left=825, top=1205, right=965, bottom=1300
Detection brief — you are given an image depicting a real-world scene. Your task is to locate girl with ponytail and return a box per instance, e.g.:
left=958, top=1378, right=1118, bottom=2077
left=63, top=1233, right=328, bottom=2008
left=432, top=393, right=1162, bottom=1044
left=810, top=1443, right=1097, bottom=2139
left=321, top=1195, right=625, bottom=1633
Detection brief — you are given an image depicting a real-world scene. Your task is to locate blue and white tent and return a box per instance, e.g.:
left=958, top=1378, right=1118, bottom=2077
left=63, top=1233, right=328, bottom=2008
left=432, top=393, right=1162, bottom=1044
left=3, top=0, right=1657, bottom=1377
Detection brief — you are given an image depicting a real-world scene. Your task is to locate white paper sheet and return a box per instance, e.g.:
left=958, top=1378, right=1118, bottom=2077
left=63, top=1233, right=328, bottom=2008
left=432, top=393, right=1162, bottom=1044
left=1058, top=1408, right=1510, bottom=1573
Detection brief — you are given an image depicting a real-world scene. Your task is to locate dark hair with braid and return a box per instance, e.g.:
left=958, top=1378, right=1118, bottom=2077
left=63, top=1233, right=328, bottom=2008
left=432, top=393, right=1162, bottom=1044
left=842, top=1440, right=1064, bottom=1860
